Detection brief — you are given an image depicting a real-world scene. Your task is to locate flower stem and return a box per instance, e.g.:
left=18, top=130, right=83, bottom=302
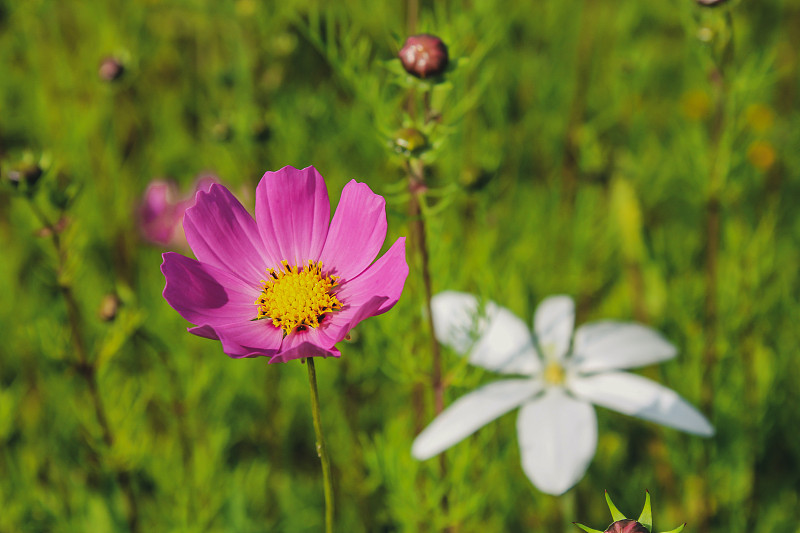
left=26, top=199, right=140, bottom=532
left=306, top=358, right=334, bottom=533
left=699, top=11, right=734, bottom=531
left=407, top=166, right=445, bottom=417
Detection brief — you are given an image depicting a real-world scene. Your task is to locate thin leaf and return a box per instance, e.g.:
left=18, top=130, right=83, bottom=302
left=605, top=491, right=627, bottom=522
left=659, top=524, right=686, bottom=533
left=573, top=523, right=604, bottom=533
left=637, top=490, right=652, bottom=530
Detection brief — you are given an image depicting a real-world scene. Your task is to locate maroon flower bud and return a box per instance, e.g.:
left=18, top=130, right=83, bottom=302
left=695, top=0, right=729, bottom=6
left=99, top=56, right=125, bottom=82
left=398, top=34, right=449, bottom=79
left=604, top=520, right=650, bottom=533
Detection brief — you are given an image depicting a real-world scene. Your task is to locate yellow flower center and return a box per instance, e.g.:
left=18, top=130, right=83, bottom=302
left=544, top=361, right=566, bottom=385
left=254, top=260, right=342, bottom=336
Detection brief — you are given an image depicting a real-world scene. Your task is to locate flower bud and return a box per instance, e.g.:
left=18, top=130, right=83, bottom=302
left=99, top=293, right=121, bottom=322
left=211, top=121, right=233, bottom=142
left=98, top=56, right=125, bottom=82
left=604, top=520, right=650, bottom=533
left=6, top=163, right=42, bottom=188
left=574, top=491, right=685, bottom=533
left=695, top=0, right=729, bottom=6
left=393, top=127, right=427, bottom=156
left=398, top=34, right=449, bottom=79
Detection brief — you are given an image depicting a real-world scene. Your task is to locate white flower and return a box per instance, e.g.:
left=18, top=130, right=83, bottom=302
left=412, top=291, right=714, bottom=495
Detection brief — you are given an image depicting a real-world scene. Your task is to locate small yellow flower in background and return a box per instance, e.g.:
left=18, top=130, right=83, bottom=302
left=745, top=103, right=775, bottom=133
left=680, top=89, right=711, bottom=121
left=747, top=140, right=776, bottom=172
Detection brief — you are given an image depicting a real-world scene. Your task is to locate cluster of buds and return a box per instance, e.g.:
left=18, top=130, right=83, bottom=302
left=574, top=491, right=685, bottom=533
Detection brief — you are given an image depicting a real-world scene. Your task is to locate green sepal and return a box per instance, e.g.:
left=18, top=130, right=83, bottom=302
left=637, top=490, right=653, bottom=530
left=573, top=522, right=604, bottom=533
left=605, top=491, right=627, bottom=522
left=658, top=524, right=686, bottom=533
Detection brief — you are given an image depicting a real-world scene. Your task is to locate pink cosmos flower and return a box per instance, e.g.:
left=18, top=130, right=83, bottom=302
left=160, top=166, right=408, bottom=363
left=138, top=175, right=217, bottom=247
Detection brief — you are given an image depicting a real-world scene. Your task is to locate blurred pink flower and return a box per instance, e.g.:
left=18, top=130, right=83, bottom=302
left=138, top=176, right=217, bottom=247
left=160, top=166, right=408, bottom=363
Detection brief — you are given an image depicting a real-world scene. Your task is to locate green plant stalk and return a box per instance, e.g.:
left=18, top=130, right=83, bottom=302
left=407, top=163, right=445, bottom=418
left=699, top=11, right=735, bottom=531
left=27, top=199, right=140, bottom=533
left=306, top=357, right=334, bottom=533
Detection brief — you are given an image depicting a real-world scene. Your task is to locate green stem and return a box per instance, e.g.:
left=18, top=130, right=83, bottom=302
left=306, top=358, right=334, bottom=533
left=25, top=199, right=140, bottom=532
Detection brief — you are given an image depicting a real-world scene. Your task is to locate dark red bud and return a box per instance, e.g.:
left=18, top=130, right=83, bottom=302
left=99, top=56, right=125, bottom=82
left=398, top=34, right=449, bottom=79
left=605, top=519, right=650, bottom=533
left=695, top=0, right=729, bottom=6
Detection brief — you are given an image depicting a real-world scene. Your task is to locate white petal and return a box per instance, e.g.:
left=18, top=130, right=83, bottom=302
left=517, top=388, right=597, bottom=495
left=568, top=372, right=714, bottom=436
left=572, top=321, right=677, bottom=373
left=533, top=295, right=575, bottom=362
left=412, top=379, right=541, bottom=460
left=431, top=291, right=540, bottom=375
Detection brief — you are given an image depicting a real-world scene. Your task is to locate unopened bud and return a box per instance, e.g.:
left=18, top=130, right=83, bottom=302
left=252, top=120, right=272, bottom=142
left=6, top=163, right=42, bottom=188
left=393, top=128, right=427, bottom=156
left=99, top=56, right=125, bottom=82
left=211, top=121, right=233, bottom=142
left=695, top=0, right=729, bottom=6
left=399, top=34, right=449, bottom=79
left=99, top=294, right=122, bottom=322
left=604, top=520, right=650, bottom=533
left=574, top=491, right=685, bottom=533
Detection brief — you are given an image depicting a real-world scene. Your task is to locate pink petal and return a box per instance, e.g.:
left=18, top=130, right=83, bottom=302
left=336, top=237, right=408, bottom=316
left=255, top=166, right=331, bottom=266
left=188, top=324, right=219, bottom=340
left=318, top=180, right=387, bottom=279
left=212, top=320, right=284, bottom=358
left=269, top=333, right=342, bottom=364
left=183, top=184, right=272, bottom=285
left=296, top=294, right=390, bottom=350
left=161, top=252, right=256, bottom=326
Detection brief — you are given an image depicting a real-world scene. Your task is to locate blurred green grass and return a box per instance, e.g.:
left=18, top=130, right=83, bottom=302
left=1, top=0, right=800, bottom=531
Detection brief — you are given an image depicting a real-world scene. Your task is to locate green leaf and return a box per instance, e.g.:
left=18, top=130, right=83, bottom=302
left=573, top=523, right=604, bottom=533
left=605, top=491, right=627, bottom=522
left=659, top=524, right=686, bottom=533
left=637, top=490, right=652, bottom=530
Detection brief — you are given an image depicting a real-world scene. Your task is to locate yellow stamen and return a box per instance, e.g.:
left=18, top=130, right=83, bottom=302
left=544, top=361, right=566, bottom=385
left=254, top=260, right=342, bottom=336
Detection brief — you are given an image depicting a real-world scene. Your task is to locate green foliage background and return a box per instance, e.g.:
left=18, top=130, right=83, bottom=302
left=1, top=0, right=799, bottom=531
